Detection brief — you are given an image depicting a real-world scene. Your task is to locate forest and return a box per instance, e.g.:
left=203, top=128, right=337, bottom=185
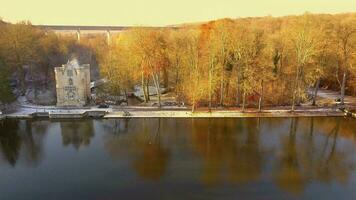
left=0, top=12, right=355, bottom=111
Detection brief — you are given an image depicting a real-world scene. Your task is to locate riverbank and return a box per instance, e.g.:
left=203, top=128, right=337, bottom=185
left=1, top=107, right=346, bottom=119
left=105, top=109, right=344, bottom=118
left=2, top=87, right=356, bottom=120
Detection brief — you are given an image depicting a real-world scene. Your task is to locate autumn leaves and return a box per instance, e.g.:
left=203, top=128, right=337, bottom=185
left=100, top=13, right=355, bottom=110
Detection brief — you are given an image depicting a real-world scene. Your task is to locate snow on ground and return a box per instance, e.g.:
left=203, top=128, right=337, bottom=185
left=133, top=85, right=167, bottom=98
left=1, top=88, right=352, bottom=119
left=309, top=88, right=356, bottom=107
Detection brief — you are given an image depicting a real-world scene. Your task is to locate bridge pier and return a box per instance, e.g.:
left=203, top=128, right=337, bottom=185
left=76, top=29, right=81, bottom=42
left=106, top=30, right=111, bottom=45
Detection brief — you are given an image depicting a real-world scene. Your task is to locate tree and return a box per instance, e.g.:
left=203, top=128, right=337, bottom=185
left=0, top=22, right=43, bottom=95
left=334, top=18, right=356, bottom=105
left=167, top=29, right=189, bottom=93
left=180, top=29, right=207, bottom=112
left=99, top=35, right=134, bottom=103
left=311, top=18, right=333, bottom=106
left=198, top=22, right=219, bottom=111
left=129, top=28, right=170, bottom=107
left=235, top=25, right=266, bottom=111
left=290, top=15, right=317, bottom=111
left=144, top=30, right=169, bottom=108
left=0, top=59, right=15, bottom=105
left=209, top=19, right=235, bottom=107
left=37, top=32, right=69, bottom=87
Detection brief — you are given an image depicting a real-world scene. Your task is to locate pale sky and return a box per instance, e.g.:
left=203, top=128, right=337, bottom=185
left=0, top=0, right=355, bottom=26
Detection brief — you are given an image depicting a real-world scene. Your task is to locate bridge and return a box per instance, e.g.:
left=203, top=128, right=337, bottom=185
left=36, top=25, right=177, bottom=44
left=37, top=25, right=131, bottom=44
left=37, top=25, right=129, bottom=33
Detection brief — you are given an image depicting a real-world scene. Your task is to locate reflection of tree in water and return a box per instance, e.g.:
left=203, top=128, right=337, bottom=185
left=133, top=135, right=169, bottom=180
left=104, top=118, right=170, bottom=181
left=274, top=117, right=355, bottom=196
left=0, top=120, right=47, bottom=167
left=0, top=120, right=21, bottom=166
left=191, top=118, right=264, bottom=185
left=101, top=117, right=355, bottom=191
left=231, top=118, right=263, bottom=183
left=21, top=121, right=45, bottom=164
left=274, top=118, right=305, bottom=195
left=60, top=120, right=94, bottom=149
left=313, top=118, right=354, bottom=184
left=102, top=118, right=130, bottom=135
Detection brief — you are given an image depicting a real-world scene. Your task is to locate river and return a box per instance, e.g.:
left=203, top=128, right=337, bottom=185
left=0, top=117, right=355, bottom=200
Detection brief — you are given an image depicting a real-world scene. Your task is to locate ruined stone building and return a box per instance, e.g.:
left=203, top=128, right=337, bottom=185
left=54, top=59, right=90, bottom=107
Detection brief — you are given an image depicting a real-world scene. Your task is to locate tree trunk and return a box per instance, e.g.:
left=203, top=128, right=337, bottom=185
left=335, top=62, right=342, bottom=89
left=124, top=90, right=129, bottom=106
left=220, top=72, right=224, bottom=107
left=141, top=71, right=148, bottom=103
left=151, top=73, right=161, bottom=108
left=191, top=104, right=195, bottom=112
left=208, top=66, right=212, bottom=112
left=296, top=68, right=303, bottom=106
left=191, top=98, right=196, bottom=112
left=242, top=91, right=246, bottom=112
left=175, top=66, right=179, bottom=89
left=292, top=91, right=296, bottom=112
left=312, top=78, right=320, bottom=106
left=225, top=71, right=232, bottom=98
left=292, top=65, right=300, bottom=112
left=162, top=67, right=168, bottom=88
left=340, top=71, right=347, bottom=106
left=146, top=81, right=150, bottom=101
left=20, top=67, right=26, bottom=96
left=157, top=75, right=161, bottom=108
left=258, top=80, right=264, bottom=112
left=236, top=72, right=240, bottom=107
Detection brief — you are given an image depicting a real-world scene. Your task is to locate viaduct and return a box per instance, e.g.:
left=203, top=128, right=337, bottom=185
left=37, top=25, right=130, bottom=44
left=37, top=25, right=177, bottom=44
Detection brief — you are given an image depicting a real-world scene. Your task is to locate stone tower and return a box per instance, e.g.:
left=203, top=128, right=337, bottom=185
left=54, top=59, right=90, bottom=107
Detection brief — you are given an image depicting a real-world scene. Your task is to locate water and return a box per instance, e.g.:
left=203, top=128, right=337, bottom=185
left=0, top=117, right=355, bottom=200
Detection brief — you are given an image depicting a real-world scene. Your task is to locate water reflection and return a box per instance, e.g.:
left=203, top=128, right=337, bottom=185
left=274, top=118, right=306, bottom=194
left=314, top=118, right=354, bottom=184
left=191, top=118, right=264, bottom=185
left=132, top=119, right=170, bottom=180
left=0, top=120, right=21, bottom=165
left=104, top=118, right=170, bottom=181
left=273, top=118, right=355, bottom=195
left=59, top=120, right=94, bottom=149
left=0, top=120, right=46, bottom=167
left=0, top=117, right=355, bottom=198
left=101, top=117, right=355, bottom=194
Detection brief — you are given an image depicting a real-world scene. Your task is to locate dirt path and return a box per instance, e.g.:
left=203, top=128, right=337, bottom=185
left=314, top=89, right=356, bottom=108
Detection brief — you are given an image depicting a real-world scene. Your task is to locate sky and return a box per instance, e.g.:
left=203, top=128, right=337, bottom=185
left=0, top=0, right=355, bottom=26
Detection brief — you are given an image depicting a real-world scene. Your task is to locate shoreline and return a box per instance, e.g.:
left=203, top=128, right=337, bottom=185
left=1, top=108, right=348, bottom=119
left=2, top=88, right=354, bottom=120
